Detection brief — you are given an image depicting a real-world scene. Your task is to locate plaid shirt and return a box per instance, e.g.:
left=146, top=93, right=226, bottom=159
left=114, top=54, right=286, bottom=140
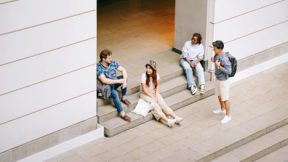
left=97, top=60, right=120, bottom=80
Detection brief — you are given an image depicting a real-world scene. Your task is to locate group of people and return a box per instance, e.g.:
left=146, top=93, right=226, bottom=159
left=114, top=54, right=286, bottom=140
left=97, top=33, right=232, bottom=127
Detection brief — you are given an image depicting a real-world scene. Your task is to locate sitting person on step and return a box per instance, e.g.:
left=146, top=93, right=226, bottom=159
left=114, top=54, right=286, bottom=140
left=97, top=49, right=131, bottom=122
left=180, top=33, right=206, bottom=95
left=139, top=60, right=183, bottom=127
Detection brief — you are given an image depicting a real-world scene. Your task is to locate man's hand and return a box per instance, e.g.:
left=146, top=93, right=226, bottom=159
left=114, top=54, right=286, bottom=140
left=215, top=60, right=221, bottom=69
left=117, top=79, right=125, bottom=84
left=190, top=63, right=196, bottom=68
left=211, top=57, right=215, bottom=63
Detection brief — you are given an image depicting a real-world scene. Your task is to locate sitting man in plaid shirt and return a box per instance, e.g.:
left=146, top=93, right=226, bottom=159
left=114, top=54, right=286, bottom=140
left=97, top=49, right=131, bottom=122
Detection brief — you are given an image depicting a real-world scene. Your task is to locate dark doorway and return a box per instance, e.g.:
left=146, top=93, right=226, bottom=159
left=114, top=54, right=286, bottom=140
left=97, top=0, right=175, bottom=63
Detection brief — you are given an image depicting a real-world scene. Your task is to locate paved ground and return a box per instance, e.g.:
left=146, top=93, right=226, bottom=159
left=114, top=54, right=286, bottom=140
left=46, top=63, right=288, bottom=162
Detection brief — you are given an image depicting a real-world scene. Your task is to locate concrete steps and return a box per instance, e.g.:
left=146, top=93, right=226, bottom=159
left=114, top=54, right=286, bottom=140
left=255, top=145, right=288, bottom=162
left=97, top=75, right=187, bottom=123
left=96, top=50, right=215, bottom=137
left=193, top=107, right=288, bottom=162
left=101, top=81, right=215, bottom=137
left=211, top=124, right=288, bottom=162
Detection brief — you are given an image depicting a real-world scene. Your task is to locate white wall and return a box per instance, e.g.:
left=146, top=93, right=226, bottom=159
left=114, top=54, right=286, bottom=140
left=0, top=0, right=96, bottom=153
left=212, top=0, right=288, bottom=59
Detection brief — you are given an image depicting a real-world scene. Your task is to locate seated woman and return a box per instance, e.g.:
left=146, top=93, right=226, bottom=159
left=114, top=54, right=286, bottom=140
left=140, top=60, right=183, bottom=127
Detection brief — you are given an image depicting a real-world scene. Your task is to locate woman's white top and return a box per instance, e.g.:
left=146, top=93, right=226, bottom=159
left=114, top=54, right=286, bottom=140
left=140, top=72, right=160, bottom=94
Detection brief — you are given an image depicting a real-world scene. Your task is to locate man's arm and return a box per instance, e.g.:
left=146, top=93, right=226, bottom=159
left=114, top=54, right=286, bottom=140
left=183, top=45, right=195, bottom=67
left=117, top=66, right=128, bottom=87
left=98, top=74, right=124, bottom=85
left=117, top=66, right=128, bottom=80
left=215, top=59, right=231, bottom=75
left=195, top=44, right=204, bottom=64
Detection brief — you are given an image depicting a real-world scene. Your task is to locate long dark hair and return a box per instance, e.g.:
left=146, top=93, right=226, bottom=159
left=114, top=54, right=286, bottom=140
left=145, top=65, right=158, bottom=89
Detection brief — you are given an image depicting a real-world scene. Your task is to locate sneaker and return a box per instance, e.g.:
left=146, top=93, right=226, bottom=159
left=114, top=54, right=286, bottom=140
left=213, top=108, right=226, bottom=115
left=200, top=85, right=205, bottom=94
left=221, top=116, right=231, bottom=124
left=167, top=119, right=176, bottom=127
left=175, top=116, right=183, bottom=124
left=190, top=86, right=198, bottom=95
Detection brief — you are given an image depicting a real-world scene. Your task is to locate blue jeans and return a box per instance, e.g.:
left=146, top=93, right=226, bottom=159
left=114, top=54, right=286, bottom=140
left=179, top=58, right=205, bottom=88
left=110, top=76, right=127, bottom=113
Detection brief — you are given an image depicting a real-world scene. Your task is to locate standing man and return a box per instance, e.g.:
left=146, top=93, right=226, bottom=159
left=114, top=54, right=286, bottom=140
left=97, top=49, right=131, bottom=122
left=180, top=33, right=205, bottom=95
left=211, top=40, right=232, bottom=124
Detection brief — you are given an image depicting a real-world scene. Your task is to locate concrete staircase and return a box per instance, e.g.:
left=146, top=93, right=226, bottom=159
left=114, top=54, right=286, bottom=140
left=191, top=110, right=288, bottom=162
left=211, top=123, right=288, bottom=162
left=97, top=51, right=215, bottom=137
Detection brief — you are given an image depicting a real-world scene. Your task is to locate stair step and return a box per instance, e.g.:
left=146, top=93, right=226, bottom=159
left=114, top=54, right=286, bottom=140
left=194, top=106, right=288, bottom=162
left=96, top=75, right=187, bottom=107
left=101, top=81, right=215, bottom=137
left=211, top=125, right=288, bottom=162
left=159, top=75, right=187, bottom=97
left=97, top=75, right=188, bottom=123
left=255, top=145, right=288, bottom=162
left=166, top=81, right=215, bottom=110
left=101, top=112, right=154, bottom=137
left=97, top=72, right=213, bottom=122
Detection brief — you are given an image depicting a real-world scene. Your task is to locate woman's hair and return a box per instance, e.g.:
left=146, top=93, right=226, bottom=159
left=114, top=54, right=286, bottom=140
left=192, top=33, right=202, bottom=44
left=145, top=65, right=158, bottom=89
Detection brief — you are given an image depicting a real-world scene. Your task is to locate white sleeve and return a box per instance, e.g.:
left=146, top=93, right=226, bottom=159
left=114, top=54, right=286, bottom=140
left=157, top=73, right=160, bottom=81
left=182, top=42, right=189, bottom=58
left=198, top=44, right=204, bottom=60
left=141, top=73, right=146, bottom=84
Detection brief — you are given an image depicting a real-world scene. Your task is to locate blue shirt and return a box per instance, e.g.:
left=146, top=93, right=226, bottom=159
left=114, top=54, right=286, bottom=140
left=97, top=60, right=120, bottom=80
left=214, top=53, right=232, bottom=81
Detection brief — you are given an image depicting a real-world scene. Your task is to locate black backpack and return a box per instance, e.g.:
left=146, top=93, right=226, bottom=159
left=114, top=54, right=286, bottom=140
left=225, top=52, right=237, bottom=77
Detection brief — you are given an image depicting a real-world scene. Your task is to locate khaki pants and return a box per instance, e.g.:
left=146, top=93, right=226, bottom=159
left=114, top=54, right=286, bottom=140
left=140, top=93, right=175, bottom=121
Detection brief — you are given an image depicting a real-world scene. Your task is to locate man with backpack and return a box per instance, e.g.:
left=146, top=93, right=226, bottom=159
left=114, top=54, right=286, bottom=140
left=97, top=49, right=131, bottom=122
left=211, top=40, right=234, bottom=124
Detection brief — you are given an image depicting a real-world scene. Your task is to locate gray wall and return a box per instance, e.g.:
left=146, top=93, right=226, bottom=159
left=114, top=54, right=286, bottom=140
left=174, top=0, right=208, bottom=53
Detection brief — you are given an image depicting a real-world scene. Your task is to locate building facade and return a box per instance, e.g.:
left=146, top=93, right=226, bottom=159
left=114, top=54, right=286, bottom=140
left=0, top=0, right=287, bottom=161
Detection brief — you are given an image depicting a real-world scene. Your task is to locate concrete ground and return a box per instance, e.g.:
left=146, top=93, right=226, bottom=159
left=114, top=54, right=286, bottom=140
left=46, top=63, right=288, bottom=162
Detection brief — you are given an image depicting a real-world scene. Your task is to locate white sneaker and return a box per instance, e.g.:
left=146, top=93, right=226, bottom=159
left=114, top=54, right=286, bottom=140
left=213, top=108, right=226, bottom=115
left=200, top=85, right=205, bottom=94
left=190, top=86, right=198, bottom=95
left=167, top=119, right=176, bottom=127
left=175, top=116, right=183, bottom=124
left=221, top=116, right=231, bottom=124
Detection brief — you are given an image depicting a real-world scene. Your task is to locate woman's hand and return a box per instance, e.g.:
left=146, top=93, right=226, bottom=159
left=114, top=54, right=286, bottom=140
left=155, top=93, right=160, bottom=103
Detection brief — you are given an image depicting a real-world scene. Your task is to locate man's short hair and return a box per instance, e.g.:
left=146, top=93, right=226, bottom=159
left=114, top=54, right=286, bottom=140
left=212, top=40, right=224, bottom=50
left=100, top=49, right=112, bottom=61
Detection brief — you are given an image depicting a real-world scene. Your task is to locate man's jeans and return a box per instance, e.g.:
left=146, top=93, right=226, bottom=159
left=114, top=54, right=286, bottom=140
left=179, top=58, right=205, bottom=88
left=110, top=76, right=127, bottom=113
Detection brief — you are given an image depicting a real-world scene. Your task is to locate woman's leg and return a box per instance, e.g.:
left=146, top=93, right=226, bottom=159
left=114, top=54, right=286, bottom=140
left=140, top=93, right=169, bottom=121
left=156, top=94, right=178, bottom=119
